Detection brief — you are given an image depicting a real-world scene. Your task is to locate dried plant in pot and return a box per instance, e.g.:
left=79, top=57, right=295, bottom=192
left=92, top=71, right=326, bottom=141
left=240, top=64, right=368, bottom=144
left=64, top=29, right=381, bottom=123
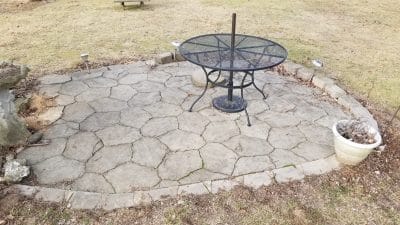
left=332, top=119, right=382, bottom=165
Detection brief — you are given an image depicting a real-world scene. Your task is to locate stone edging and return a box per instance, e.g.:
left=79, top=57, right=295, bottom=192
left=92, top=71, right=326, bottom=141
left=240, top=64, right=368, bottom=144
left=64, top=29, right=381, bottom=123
left=9, top=57, right=379, bottom=210
left=280, top=61, right=378, bottom=130
left=11, top=155, right=339, bottom=210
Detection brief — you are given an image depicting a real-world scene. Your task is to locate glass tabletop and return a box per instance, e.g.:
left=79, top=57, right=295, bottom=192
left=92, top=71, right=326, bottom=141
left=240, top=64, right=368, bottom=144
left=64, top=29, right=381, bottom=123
left=179, top=34, right=288, bottom=72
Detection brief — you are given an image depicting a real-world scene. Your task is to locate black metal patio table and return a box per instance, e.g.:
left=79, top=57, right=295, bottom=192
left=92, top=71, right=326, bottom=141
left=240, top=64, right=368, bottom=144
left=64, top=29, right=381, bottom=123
left=179, top=14, right=288, bottom=126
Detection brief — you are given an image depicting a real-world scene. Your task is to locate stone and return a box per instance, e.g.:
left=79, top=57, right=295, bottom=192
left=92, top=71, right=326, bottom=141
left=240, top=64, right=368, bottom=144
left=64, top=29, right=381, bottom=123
left=128, top=92, right=161, bottom=106
left=148, top=186, right=178, bottom=201
left=148, top=70, right=171, bottom=83
left=89, top=97, right=127, bottom=112
left=141, top=117, right=178, bottom=137
left=200, top=143, right=237, bottom=175
left=160, top=88, right=188, bottom=105
left=35, top=187, right=65, bottom=203
left=37, top=106, right=64, bottom=125
left=179, top=169, right=226, bottom=184
left=96, top=125, right=141, bottom=146
left=243, top=171, right=273, bottom=189
left=210, top=179, right=242, bottom=194
left=298, top=155, right=340, bottom=176
left=199, top=108, right=240, bottom=122
left=0, top=90, right=30, bottom=146
left=282, top=61, right=302, bottom=76
left=110, top=85, right=137, bottom=101
left=14, top=184, right=38, bottom=196
left=160, top=130, right=205, bottom=151
left=80, top=112, right=120, bottom=132
left=27, top=132, right=43, bottom=144
left=165, top=76, right=191, bottom=88
left=296, top=67, right=314, bottom=81
left=312, top=75, right=335, bottom=89
left=86, top=144, right=132, bottom=173
left=202, top=121, right=239, bottom=142
left=155, top=52, right=173, bottom=64
left=75, top=87, right=110, bottom=102
left=246, top=99, right=269, bottom=115
left=337, top=95, right=362, bottom=110
left=39, top=74, right=71, bottom=85
left=178, top=183, right=209, bottom=195
left=71, top=173, right=114, bottom=193
left=3, top=159, right=30, bottom=182
left=273, top=166, right=305, bottom=183
left=294, top=105, right=326, bottom=122
left=191, top=68, right=225, bottom=88
left=324, top=84, right=346, bottom=99
left=158, top=151, right=202, bottom=180
left=33, top=156, right=84, bottom=184
left=18, top=138, right=67, bottom=165
left=268, top=127, right=306, bottom=149
left=71, top=70, right=103, bottom=81
left=177, top=112, right=209, bottom=135
left=292, top=142, right=334, bottom=161
left=298, top=123, right=333, bottom=146
left=102, top=193, right=135, bottom=210
left=132, top=138, right=167, bottom=168
left=230, top=135, right=274, bottom=156
left=233, top=156, right=274, bottom=176
left=64, top=132, right=101, bottom=162
left=264, top=96, right=296, bottom=113
left=256, top=111, right=300, bottom=127
left=63, top=102, right=95, bottom=123
left=120, top=107, right=151, bottom=128
left=84, top=77, right=117, bottom=88
left=55, top=94, right=75, bottom=106
left=59, top=80, right=89, bottom=96
left=105, top=163, right=159, bottom=192
left=132, top=80, right=165, bottom=92
left=270, top=149, right=307, bottom=168
left=118, top=73, right=147, bottom=84
left=69, top=191, right=103, bottom=209
left=0, top=62, right=29, bottom=89
left=43, top=122, right=78, bottom=139
left=144, top=102, right=182, bottom=117
left=236, top=116, right=270, bottom=139
left=39, top=84, right=61, bottom=97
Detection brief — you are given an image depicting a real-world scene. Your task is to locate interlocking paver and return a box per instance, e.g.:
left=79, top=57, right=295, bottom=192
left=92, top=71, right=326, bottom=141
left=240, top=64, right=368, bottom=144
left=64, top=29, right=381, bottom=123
left=141, top=117, right=178, bottom=137
left=200, top=143, right=237, bottom=175
left=158, top=151, right=202, bottom=180
left=110, top=85, right=137, bottom=101
left=233, top=156, right=274, bottom=176
left=18, top=138, right=67, bottom=165
left=71, top=173, right=114, bottom=193
left=80, top=112, right=120, bottom=132
left=160, top=130, right=205, bottom=151
left=268, top=127, right=306, bottom=149
left=132, top=138, right=167, bottom=168
left=75, top=88, right=110, bottom=102
left=86, top=144, right=132, bottom=174
left=203, top=121, right=239, bottom=142
left=33, top=156, right=84, bottom=184
left=120, top=107, right=151, bottom=128
left=96, top=125, right=140, bottom=146
left=64, top=132, right=101, bottom=162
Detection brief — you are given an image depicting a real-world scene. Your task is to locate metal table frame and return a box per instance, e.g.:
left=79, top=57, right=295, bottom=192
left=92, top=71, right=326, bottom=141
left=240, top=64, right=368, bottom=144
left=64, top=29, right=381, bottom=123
left=179, top=13, right=287, bottom=126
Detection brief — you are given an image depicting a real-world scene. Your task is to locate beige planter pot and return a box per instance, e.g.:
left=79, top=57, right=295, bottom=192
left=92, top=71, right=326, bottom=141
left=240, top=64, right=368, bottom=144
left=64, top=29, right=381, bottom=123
left=332, top=120, right=382, bottom=165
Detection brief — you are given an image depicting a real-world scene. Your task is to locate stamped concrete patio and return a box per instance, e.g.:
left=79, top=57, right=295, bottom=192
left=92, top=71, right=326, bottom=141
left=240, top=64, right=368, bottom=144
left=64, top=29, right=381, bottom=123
left=17, top=61, right=352, bottom=206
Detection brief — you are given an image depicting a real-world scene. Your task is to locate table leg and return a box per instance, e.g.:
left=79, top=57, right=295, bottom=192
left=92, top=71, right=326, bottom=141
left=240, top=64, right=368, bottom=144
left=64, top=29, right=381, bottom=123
left=240, top=73, right=251, bottom=126
left=189, top=67, right=209, bottom=112
left=250, top=71, right=267, bottom=99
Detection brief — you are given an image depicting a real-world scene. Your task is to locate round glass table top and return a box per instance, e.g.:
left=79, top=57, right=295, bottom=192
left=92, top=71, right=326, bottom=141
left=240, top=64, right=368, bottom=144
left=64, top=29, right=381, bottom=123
left=179, top=34, right=288, bottom=72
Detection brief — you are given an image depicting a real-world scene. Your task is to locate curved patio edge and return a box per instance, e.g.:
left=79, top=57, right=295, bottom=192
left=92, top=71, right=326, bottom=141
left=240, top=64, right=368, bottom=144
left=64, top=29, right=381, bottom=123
left=280, top=60, right=378, bottom=130
left=11, top=155, right=339, bottom=210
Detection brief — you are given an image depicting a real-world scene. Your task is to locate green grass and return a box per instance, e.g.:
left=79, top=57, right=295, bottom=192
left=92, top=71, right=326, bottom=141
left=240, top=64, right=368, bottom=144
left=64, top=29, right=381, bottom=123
left=0, top=0, right=399, bottom=110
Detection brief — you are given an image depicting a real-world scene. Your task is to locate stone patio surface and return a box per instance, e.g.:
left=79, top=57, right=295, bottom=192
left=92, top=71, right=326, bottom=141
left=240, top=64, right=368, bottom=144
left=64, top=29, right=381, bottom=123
left=18, top=61, right=350, bottom=194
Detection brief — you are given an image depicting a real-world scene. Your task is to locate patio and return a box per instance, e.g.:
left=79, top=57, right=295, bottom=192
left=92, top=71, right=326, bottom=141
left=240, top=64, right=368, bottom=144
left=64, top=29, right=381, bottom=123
left=17, top=60, right=351, bottom=208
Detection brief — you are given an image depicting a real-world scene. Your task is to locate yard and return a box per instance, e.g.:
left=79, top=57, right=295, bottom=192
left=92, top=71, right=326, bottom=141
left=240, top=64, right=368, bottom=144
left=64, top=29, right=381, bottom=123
left=0, top=0, right=399, bottom=111
left=1, top=0, right=400, bottom=224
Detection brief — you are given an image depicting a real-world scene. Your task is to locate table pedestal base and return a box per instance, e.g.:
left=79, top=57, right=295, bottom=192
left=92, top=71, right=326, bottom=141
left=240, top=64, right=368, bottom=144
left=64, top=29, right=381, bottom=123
left=212, top=95, right=247, bottom=113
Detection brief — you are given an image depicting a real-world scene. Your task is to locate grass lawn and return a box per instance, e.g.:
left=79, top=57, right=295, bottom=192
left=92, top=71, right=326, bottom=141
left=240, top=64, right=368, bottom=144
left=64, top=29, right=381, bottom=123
left=0, top=0, right=399, bottom=111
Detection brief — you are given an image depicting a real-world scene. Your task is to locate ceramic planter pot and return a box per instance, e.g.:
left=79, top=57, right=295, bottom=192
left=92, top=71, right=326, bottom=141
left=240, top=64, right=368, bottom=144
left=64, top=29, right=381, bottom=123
left=332, top=120, right=382, bottom=165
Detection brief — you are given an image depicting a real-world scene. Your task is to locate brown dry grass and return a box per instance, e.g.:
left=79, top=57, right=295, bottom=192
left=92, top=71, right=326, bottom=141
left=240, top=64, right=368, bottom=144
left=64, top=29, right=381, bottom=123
left=21, top=94, right=55, bottom=131
left=0, top=0, right=399, bottom=111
